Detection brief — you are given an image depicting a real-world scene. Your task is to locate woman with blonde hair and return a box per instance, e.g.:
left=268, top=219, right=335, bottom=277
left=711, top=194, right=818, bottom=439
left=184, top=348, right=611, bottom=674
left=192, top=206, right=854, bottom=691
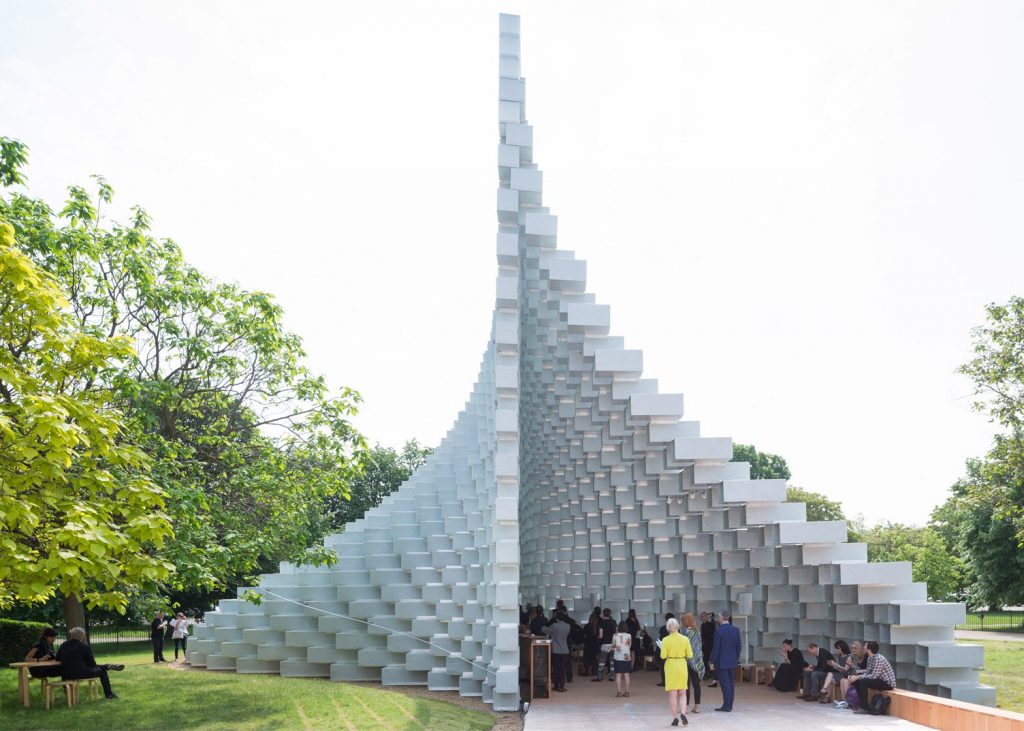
left=680, top=613, right=704, bottom=713
left=659, top=617, right=692, bottom=726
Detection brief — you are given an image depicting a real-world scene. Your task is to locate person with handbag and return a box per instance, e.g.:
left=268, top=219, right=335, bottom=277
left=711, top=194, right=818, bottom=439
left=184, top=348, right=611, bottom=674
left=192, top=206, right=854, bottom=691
left=612, top=621, right=633, bottom=698
left=169, top=612, right=194, bottom=661
left=660, top=618, right=693, bottom=726
left=680, top=612, right=705, bottom=713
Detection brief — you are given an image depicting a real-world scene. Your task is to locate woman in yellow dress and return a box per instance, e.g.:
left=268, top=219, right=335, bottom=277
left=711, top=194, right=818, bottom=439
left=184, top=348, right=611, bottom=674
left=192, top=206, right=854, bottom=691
left=660, top=617, right=693, bottom=726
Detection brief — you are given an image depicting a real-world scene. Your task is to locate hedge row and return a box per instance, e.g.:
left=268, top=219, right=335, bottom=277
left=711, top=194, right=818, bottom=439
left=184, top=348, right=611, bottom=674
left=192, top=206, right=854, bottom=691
left=0, top=618, right=49, bottom=666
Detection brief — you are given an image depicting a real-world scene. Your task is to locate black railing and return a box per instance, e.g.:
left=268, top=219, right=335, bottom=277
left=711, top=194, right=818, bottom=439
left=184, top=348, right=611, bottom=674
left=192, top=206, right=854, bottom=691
left=55, top=624, right=152, bottom=646
left=955, top=608, right=1024, bottom=632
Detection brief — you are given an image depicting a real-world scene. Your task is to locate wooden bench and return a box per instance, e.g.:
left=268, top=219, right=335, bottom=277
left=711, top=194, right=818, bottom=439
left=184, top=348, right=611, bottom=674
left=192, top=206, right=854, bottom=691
left=865, top=688, right=1024, bottom=730
left=44, top=678, right=100, bottom=709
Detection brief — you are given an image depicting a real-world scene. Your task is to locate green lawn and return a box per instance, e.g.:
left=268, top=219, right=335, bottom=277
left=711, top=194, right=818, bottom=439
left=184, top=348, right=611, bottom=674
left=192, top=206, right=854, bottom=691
left=1, top=645, right=495, bottom=730
left=963, top=638, right=1024, bottom=713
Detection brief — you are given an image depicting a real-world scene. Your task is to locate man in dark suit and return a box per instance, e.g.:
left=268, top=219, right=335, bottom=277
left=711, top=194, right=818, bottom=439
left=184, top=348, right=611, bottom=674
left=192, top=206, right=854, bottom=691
left=150, top=611, right=168, bottom=663
left=798, top=642, right=835, bottom=700
left=57, top=627, right=125, bottom=699
left=709, top=610, right=741, bottom=712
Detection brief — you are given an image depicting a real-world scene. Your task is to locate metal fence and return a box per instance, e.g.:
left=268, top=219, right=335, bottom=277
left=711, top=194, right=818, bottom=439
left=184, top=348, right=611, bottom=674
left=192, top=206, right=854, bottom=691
left=54, top=624, right=152, bottom=646
left=955, top=608, right=1024, bottom=632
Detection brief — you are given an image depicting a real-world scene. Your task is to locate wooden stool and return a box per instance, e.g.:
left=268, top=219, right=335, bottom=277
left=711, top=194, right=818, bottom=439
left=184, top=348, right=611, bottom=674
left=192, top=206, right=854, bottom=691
left=45, top=680, right=79, bottom=709
left=34, top=676, right=50, bottom=703
left=738, top=663, right=756, bottom=683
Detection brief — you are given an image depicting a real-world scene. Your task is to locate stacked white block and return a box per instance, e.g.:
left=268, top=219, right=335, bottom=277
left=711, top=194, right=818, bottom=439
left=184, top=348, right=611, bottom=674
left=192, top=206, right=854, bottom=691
left=188, top=18, right=524, bottom=711
left=189, top=13, right=994, bottom=710
left=503, top=14, right=994, bottom=707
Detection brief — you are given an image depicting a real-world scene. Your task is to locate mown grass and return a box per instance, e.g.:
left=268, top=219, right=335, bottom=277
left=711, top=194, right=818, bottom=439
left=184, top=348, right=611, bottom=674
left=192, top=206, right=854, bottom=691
left=1, top=645, right=494, bottom=730
left=963, top=638, right=1024, bottom=713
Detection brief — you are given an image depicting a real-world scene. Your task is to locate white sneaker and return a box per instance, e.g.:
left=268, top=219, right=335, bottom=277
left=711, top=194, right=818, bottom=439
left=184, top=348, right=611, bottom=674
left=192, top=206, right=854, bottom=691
left=834, top=701, right=849, bottom=709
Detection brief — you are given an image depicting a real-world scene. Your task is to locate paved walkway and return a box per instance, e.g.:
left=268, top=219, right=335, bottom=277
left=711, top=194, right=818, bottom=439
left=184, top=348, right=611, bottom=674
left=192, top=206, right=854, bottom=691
left=524, top=670, right=930, bottom=730
left=956, top=629, right=1024, bottom=642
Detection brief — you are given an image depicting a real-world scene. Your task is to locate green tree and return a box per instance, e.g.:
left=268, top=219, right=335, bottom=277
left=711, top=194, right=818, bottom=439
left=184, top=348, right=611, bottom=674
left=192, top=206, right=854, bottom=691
left=784, top=486, right=847, bottom=522
left=0, top=220, right=173, bottom=624
left=862, top=522, right=965, bottom=601
left=731, top=443, right=792, bottom=480
left=328, top=440, right=433, bottom=527
left=731, top=443, right=858, bottom=532
left=0, top=138, right=367, bottom=610
left=949, top=297, right=1024, bottom=606
left=944, top=454, right=1024, bottom=607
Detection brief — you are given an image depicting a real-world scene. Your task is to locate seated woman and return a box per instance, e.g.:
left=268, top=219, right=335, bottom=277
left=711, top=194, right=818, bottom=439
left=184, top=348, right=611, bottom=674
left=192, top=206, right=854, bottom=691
left=767, top=639, right=806, bottom=692
left=55, top=627, right=125, bottom=700
left=25, top=627, right=62, bottom=679
left=820, top=640, right=852, bottom=701
left=839, top=640, right=867, bottom=702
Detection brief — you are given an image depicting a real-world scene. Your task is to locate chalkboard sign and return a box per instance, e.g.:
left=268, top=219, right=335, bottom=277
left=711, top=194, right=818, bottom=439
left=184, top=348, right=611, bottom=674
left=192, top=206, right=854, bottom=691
left=531, top=641, right=550, bottom=700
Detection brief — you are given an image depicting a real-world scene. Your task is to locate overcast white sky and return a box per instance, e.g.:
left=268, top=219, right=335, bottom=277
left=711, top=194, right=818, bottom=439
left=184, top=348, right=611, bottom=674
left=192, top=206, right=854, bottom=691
left=3, top=1, right=1022, bottom=526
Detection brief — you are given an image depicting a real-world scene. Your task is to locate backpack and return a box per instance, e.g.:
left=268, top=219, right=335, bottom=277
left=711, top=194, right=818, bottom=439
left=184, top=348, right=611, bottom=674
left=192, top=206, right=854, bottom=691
left=866, top=693, right=891, bottom=716
left=845, top=687, right=860, bottom=710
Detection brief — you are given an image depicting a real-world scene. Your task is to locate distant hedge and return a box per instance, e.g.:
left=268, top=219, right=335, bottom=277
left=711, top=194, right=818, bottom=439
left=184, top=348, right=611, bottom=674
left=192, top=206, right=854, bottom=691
left=0, top=618, right=49, bottom=666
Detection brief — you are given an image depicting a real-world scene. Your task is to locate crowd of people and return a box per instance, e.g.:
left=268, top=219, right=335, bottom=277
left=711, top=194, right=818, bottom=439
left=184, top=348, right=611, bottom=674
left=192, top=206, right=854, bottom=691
left=768, top=637, right=896, bottom=714
left=522, top=602, right=897, bottom=723
left=521, top=603, right=742, bottom=726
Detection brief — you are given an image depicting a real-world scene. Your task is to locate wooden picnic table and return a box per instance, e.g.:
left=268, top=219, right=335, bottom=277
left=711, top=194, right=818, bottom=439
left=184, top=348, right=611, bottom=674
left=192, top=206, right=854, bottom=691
left=8, top=661, right=61, bottom=707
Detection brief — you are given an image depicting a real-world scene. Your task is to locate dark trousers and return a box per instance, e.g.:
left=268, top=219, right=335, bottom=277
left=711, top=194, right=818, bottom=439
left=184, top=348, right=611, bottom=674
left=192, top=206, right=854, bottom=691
left=802, top=669, right=828, bottom=694
left=702, top=648, right=713, bottom=678
left=566, top=649, right=573, bottom=682
left=552, top=653, right=568, bottom=690
left=70, top=667, right=113, bottom=697
left=718, top=667, right=735, bottom=710
left=854, top=676, right=893, bottom=700
left=174, top=637, right=187, bottom=658
left=152, top=634, right=165, bottom=661
left=685, top=665, right=701, bottom=705
left=29, top=665, right=63, bottom=679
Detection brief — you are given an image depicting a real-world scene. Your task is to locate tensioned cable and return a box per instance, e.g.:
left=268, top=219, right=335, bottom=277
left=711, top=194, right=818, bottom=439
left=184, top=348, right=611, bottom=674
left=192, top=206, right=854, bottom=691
left=251, top=588, right=500, bottom=677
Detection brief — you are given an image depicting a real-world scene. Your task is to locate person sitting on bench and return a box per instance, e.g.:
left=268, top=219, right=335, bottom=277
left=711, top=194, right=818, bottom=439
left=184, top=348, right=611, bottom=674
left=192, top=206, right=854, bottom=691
left=797, top=642, right=834, bottom=701
left=847, top=641, right=895, bottom=714
left=25, top=627, right=62, bottom=679
left=55, top=627, right=125, bottom=700
left=820, top=640, right=852, bottom=702
left=767, top=639, right=806, bottom=692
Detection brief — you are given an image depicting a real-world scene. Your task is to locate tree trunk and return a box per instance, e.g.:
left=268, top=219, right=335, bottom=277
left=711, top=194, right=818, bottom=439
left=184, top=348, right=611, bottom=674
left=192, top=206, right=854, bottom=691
left=62, top=593, right=86, bottom=632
